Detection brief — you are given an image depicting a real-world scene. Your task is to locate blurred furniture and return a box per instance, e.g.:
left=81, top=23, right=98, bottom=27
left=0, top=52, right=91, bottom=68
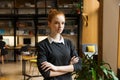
left=82, top=44, right=98, bottom=59
left=29, top=58, right=39, bottom=75
left=22, top=55, right=41, bottom=80
left=19, top=46, right=31, bottom=63
left=15, top=46, right=36, bottom=62
left=28, top=50, right=39, bottom=76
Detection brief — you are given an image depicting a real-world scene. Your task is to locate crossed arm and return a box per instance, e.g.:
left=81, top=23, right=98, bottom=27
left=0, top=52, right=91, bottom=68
left=41, top=56, right=79, bottom=77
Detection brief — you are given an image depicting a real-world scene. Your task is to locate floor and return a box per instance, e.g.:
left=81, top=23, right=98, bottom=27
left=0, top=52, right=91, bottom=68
left=0, top=61, right=76, bottom=80
left=0, top=61, right=44, bottom=80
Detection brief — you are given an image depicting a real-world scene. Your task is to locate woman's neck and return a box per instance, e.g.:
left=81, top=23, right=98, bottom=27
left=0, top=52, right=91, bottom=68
left=49, top=33, right=61, bottom=41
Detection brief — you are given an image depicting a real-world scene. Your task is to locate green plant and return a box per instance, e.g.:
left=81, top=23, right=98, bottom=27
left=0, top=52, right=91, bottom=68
left=71, top=2, right=81, bottom=14
left=73, top=54, right=118, bottom=80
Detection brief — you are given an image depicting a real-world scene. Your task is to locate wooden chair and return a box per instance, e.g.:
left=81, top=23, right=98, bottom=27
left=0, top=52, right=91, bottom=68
left=29, top=58, right=38, bottom=75
left=19, top=46, right=31, bottom=63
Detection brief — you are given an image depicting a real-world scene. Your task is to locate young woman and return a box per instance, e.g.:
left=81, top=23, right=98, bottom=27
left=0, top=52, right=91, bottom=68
left=36, top=9, right=82, bottom=80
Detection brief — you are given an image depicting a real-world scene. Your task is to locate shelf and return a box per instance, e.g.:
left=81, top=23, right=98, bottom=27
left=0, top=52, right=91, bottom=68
left=0, top=20, right=14, bottom=35
left=2, top=35, right=14, bottom=36
left=15, top=7, right=35, bottom=9
left=0, top=0, right=14, bottom=8
left=16, top=9, right=35, bottom=15
left=16, top=35, right=35, bottom=37
left=0, top=8, right=14, bottom=9
left=0, top=0, right=14, bottom=14
left=14, top=14, right=36, bottom=18
left=0, top=14, right=15, bottom=18
left=15, top=0, right=35, bottom=8
left=16, top=20, right=35, bottom=36
left=37, top=28, right=49, bottom=35
left=0, top=0, right=83, bottom=15
left=0, top=0, right=83, bottom=58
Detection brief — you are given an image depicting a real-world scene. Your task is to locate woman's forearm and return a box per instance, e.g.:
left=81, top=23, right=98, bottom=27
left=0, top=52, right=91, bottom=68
left=41, top=61, right=74, bottom=73
left=41, top=61, right=74, bottom=72
left=49, top=65, right=74, bottom=77
left=50, top=70, right=68, bottom=77
left=41, top=61, right=76, bottom=77
left=55, top=64, right=74, bottom=72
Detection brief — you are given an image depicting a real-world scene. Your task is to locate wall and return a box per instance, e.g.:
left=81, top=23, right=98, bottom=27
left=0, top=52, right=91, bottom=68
left=103, top=0, right=119, bottom=73
left=82, top=0, right=99, bottom=44
left=3, top=36, right=15, bottom=46
left=118, top=11, right=120, bottom=68
left=83, top=0, right=119, bottom=74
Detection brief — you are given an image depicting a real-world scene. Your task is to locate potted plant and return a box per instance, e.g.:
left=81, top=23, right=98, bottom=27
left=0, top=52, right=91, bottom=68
left=70, top=1, right=82, bottom=14
left=73, top=53, right=119, bottom=80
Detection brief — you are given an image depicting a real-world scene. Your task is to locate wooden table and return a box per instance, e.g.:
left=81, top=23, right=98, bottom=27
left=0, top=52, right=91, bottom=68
left=22, top=55, right=42, bottom=80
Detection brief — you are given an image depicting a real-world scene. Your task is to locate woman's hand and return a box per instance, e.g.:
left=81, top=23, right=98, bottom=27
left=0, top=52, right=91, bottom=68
left=41, top=61, right=57, bottom=72
left=70, top=56, right=79, bottom=65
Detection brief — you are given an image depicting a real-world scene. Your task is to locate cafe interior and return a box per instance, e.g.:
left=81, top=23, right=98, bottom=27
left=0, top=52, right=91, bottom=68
left=0, top=0, right=120, bottom=80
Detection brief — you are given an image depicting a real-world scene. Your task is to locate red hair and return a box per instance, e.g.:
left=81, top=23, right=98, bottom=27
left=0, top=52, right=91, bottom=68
left=48, top=9, right=65, bottom=22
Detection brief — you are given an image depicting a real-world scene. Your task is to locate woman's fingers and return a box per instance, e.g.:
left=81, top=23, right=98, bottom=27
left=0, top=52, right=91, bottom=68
left=44, top=67, right=51, bottom=72
left=70, top=56, right=79, bottom=64
left=41, top=61, right=50, bottom=70
left=41, top=61, right=56, bottom=71
left=74, top=57, right=79, bottom=62
left=71, top=56, right=76, bottom=61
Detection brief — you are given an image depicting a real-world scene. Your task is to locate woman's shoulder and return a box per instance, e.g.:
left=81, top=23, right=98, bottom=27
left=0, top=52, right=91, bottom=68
left=37, top=38, right=49, bottom=45
left=64, top=38, right=74, bottom=47
left=64, top=38, right=72, bottom=44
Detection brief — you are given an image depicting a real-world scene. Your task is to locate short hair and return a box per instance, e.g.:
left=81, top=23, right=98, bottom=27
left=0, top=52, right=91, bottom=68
left=0, top=35, right=3, bottom=40
left=48, top=9, right=65, bottom=22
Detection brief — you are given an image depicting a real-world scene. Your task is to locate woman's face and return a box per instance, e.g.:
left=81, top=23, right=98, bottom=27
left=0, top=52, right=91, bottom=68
left=48, top=14, right=65, bottom=34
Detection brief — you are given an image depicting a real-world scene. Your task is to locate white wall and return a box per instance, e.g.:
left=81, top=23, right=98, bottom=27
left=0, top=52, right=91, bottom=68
left=3, top=36, right=16, bottom=46
left=103, top=0, right=119, bottom=73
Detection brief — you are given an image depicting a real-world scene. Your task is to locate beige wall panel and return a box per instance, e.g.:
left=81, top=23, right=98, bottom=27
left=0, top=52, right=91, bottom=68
left=82, top=0, right=99, bottom=44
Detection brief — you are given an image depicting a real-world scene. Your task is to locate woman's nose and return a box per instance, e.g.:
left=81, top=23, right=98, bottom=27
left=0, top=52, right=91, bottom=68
left=59, top=23, right=63, bottom=28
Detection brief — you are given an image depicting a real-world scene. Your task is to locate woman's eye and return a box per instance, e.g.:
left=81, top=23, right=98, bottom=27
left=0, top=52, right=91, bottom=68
left=54, top=21, right=65, bottom=25
left=54, top=22, right=59, bottom=24
left=62, top=22, right=65, bottom=25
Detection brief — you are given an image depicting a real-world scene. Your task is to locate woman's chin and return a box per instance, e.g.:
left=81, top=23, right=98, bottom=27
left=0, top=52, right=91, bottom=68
left=56, top=31, right=62, bottom=34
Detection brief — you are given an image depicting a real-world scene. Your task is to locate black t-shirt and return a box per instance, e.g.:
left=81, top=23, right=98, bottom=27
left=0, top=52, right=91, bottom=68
left=36, top=38, right=82, bottom=80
